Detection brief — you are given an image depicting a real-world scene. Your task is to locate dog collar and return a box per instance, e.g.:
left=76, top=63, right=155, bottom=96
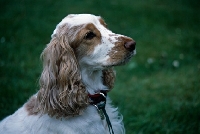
left=88, top=90, right=107, bottom=105
left=88, top=90, right=114, bottom=134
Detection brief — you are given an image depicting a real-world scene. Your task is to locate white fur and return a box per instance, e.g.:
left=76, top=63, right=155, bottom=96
left=0, top=97, right=124, bottom=134
left=0, top=14, right=136, bottom=134
left=52, top=14, right=101, bottom=37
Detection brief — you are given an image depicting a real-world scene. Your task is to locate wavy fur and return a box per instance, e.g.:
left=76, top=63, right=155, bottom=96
left=37, top=29, right=88, bottom=118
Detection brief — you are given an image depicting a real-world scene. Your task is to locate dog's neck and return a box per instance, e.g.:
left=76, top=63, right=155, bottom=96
left=80, top=67, right=107, bottom=94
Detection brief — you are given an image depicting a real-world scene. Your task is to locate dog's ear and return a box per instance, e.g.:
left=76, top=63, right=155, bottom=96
left=36, top=25, right=88, bottom=118
left=102, top=68, right=116, bottom=90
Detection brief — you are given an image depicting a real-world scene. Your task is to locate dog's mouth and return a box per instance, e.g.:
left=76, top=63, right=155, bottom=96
left=115, top=52, right=135, bottom=65
left=104, top=50, right=136, bottom=67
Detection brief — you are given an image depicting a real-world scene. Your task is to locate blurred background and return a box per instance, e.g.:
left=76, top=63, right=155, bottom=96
left=0, top=0, right=199, bottom=133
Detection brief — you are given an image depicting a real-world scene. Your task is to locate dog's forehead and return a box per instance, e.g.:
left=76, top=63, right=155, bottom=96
left=52, top=14, right=103, bottom=37
left=60, top=14, right=101, bottom=27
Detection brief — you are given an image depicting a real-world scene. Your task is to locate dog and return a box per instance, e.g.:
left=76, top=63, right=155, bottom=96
left=0, top=14, right=136, bottom=134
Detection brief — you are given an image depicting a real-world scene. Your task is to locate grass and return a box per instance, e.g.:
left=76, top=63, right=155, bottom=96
left=0, top=0, right=200, bottom=133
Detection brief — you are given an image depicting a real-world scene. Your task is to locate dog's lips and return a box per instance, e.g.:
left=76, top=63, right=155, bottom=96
left=104, top=51, right=135, bottom=67
left=118, top=54, right=134, bottom=65
left=121, top=51, right=136, bottom=64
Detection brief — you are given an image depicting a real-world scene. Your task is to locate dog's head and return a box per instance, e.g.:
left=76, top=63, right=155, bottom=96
left=52, top=14, right=136, bottom=68
left=36, top=14, right=136, bottom=118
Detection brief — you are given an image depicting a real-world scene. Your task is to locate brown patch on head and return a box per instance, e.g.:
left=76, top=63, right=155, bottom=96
left=54, top=23, right=84, bottom=51
left=25, top=96, right=38, bottom=115
left=67, top=24, right=85, bottom=48
left=98, top=18, right=107, bottom=28
left=73, top=23, right=102, bottom=58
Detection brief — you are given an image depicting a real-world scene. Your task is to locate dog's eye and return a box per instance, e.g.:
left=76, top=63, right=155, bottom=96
left=84, top=31, right=96, bottom=40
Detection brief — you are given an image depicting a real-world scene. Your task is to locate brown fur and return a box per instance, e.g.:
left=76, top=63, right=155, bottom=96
left=102, top=68, right=116, bottom=90
left=98, top=18, right=107, bottom=28
left=35, top=25, right=89, bottom=118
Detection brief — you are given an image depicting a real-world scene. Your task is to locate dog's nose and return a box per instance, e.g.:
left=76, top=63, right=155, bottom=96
left=124, top=40, right=136, bottom=52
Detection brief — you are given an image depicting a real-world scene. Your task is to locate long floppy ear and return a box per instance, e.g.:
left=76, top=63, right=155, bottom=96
left=36, top=31, right=88, bottom=118
left=102, top=68, right=116, bottom=90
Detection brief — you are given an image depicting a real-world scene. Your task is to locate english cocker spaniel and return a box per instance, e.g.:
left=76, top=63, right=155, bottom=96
left=0, top=14, right=136, bottom=134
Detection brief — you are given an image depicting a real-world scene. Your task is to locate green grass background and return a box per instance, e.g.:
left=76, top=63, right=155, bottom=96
left=0, top=0, right=199, bottom=133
